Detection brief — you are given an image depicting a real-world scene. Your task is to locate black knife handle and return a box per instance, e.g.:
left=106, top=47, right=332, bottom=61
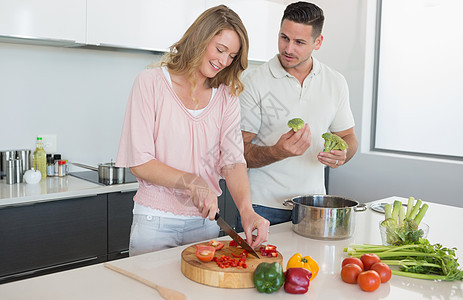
left=214, top=212, right=219, bottom=221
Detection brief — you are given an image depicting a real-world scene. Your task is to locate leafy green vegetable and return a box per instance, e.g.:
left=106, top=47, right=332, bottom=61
left=287, top=118, right=305, bottom=132
left=321, top=132, right=348, bottom=152
left=344, top=240, right=463, bottom=281
left=380, top=198, right=428, bottom=245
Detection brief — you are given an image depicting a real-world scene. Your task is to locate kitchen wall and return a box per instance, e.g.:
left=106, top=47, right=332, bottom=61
left=1, top=0, right=461, bottom=207
left=0, top=43, right=161, bottom=167
left=311, top=0, right=462, bottom=208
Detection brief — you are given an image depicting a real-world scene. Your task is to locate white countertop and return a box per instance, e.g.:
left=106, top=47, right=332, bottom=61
left=0, top=176, right=139, bottom=208
left=1, top=196, right=462, bottom=299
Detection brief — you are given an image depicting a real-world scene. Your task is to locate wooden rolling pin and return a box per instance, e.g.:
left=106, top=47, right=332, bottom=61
left=104, top=262, right=186, bottom=300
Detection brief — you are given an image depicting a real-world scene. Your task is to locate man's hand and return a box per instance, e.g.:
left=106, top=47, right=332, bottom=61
left=317, top=149, right=347, bottom=168
left=317, top=127, right=358, bottom=168
left=272, top=124, right=311, bottom=159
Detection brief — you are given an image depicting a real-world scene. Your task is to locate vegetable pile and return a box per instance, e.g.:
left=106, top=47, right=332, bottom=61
left=253, top=252, right=319, bottom=295
left=321, top=132, right=348, bottom=152
left=340, top=253, right=391, bottom=292
left=381, top=197, right=428, bottom=245
left=345, top=241, right=463, bottom=281
left=343, top=197, right=463, bottom=282
left=287, top=118, right=305, bottom=132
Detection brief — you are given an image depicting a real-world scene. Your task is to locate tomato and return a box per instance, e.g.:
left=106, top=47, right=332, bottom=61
left=342, top=257, right=364, bottom=271
left=360, top=253, right=381, bottom=270
left=195, top=245, right=215, bottom=262
left=208, top=239, right=225, bottom=250
left=357, top=270, right=381, bottom=292
left=370, top=262, right=392, bottom=283
left=340, top=263, right=363, bottom=284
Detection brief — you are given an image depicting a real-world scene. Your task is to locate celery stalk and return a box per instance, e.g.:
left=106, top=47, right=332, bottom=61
left=384, top=203, right=393, bottom=219
left=405, top=197, right=415, bottom=218
left=391, top=200, right=402, bottom=223
left=408, top=199, right=422, bottom=219
left=414, top=203, right=429, bottom=225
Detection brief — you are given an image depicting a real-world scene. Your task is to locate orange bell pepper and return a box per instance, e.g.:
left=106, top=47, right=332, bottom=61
left=286, top=253, right=319, bottom=280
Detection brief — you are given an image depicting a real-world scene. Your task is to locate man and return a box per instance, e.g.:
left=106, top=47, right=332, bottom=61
left=237, top=1, right=358, bottom=229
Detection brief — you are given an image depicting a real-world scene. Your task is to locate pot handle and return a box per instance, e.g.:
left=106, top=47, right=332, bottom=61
left=354, top=203, right=367, bottom=212
left=70, top=162, right=98, bottom=172
left=282, top=199, right=295, bottom=207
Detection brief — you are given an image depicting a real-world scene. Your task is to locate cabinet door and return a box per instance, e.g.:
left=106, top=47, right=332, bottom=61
left=205, top=0, right=284, bottom=61
left=87, top=0, right=206, bottom=51
left=0, top=194, right=107, bottom=283
left=107, top=191, right=135, bottom=260
left=0, top=0, right=86, bottom=44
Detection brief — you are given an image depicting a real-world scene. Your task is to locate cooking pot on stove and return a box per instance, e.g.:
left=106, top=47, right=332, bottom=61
left=283, top=194, right=367, bottom=240
left=71, top=162, right=125, bottom=185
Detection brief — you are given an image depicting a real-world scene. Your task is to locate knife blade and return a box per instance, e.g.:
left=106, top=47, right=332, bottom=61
left=215, top=212, right=260, bottom=258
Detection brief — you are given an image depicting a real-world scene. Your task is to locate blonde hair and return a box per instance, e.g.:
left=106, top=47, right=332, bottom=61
left=160, top=5, right=249, bottom=98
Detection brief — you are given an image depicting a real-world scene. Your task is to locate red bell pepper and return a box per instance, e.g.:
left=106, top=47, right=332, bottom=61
left=208, top=239, right=225, bottom=250
left=284, top=267, right=312, bottom=294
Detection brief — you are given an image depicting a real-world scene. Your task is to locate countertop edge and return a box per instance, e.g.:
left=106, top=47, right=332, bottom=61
left=0, top=178, right=138, bottom=208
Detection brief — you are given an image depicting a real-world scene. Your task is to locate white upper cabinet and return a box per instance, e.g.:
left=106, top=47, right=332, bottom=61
left=205, top=0, right=285, bottom=61
left=86, top=0, right=206, bottom=52
left=0, top=0, right=86, bottom=44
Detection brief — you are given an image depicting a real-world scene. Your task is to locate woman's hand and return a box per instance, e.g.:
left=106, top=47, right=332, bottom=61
left=239, top=209, right=270, bottom=249
left=187, top=175, right=218, bottom=220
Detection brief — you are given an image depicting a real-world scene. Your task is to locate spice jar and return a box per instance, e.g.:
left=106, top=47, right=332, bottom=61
left=58, top=160, right=66, bottom=177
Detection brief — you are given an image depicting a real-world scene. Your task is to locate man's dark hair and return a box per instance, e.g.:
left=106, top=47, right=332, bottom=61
left=282, top=1, right=324, bottom=39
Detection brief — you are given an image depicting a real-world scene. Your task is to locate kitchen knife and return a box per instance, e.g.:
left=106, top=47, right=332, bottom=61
left=215, top=212, right=260, bottom=258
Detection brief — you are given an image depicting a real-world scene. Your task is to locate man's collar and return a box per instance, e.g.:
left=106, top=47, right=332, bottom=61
left=269, top=54, right=321, bottom=79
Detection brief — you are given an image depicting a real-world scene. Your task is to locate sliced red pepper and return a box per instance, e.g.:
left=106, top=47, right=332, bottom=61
left=208, top=239, right=225, bottom=250
left=195, top=245, right=215, bottom=262
left=259, top=244, right=279, bottom=257
left=229, top=240, right=238, bottom=247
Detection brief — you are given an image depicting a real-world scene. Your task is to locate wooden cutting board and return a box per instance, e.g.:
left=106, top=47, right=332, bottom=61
left=181, top=240, right=282, bottom=288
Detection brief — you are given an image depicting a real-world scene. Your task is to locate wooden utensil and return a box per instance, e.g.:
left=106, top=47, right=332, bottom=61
left=104, top=262, right=186, bottom=300
left=181, top=241, right=282, bottom=288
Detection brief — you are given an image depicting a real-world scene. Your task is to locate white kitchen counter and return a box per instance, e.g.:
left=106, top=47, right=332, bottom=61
left=0, top=196, right=462, bottom=299
left=0, top=176, right=139, bottom=208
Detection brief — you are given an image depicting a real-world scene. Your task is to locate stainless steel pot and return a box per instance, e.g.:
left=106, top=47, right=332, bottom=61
left=71, top=162, right=125, bottom=185
left=283, top=195, right=367, bottom=240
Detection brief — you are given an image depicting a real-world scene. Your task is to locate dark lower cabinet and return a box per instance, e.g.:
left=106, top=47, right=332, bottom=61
left=0, top=190, right=136, bottom=284
left=0, top=194, right=108, bottom=284
left=107, top=191, right=135, bottom=261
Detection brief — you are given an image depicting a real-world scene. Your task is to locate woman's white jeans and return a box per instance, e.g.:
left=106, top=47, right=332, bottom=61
left=129, top=214, right=220, bottom=256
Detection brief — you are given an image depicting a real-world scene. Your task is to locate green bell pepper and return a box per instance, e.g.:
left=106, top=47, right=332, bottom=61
left=253, top=262, right=285, bottom=293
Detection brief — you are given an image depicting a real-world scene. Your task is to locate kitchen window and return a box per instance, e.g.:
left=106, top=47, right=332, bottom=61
left=372, top=0, right=463, bottom=160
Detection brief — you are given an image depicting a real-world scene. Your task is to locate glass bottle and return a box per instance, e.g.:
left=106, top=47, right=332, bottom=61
left=32, top=137, right=47, bottom=179
left=46, top=154, right=55, bottom=177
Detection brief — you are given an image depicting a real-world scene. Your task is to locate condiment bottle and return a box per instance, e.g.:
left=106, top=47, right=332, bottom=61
left=32, top=137, right=47, bottom=179
left=53, top=154, right=61, bottom=176
left=46, top=154, right=55, bottom=177
left=58, top=160, right=66, bottom=177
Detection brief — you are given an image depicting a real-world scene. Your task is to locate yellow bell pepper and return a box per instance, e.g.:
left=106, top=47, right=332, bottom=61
left=286, top=253, right=319, bottom=280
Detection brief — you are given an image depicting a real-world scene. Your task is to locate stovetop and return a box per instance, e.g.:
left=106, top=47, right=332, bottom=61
left=69, top=169, right=137, bottom=186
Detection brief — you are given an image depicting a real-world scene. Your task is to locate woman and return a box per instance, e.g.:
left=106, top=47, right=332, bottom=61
left=116, top=5, right=270, bottom=256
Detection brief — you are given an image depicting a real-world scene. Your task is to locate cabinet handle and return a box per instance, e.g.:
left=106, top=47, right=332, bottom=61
left=0, top=256, right=100, bottom=281
left=98, top=42, right=166, bottom=53
left=0, top=34, right=81, bottom=46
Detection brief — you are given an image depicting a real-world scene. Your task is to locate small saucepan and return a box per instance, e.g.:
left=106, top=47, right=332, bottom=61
left=72, top=162, right=125, bottom=185
left=283, top=194, right=367, bottom=240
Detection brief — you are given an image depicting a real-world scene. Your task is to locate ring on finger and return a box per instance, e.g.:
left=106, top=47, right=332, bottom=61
left=335, top=160, right=338, bottom=165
